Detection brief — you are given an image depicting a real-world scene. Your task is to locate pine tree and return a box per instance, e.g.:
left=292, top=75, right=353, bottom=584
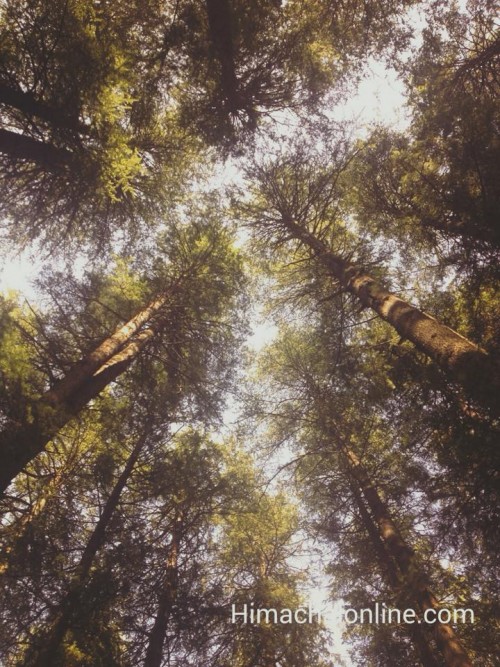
left=0, top=213, right=245, bottom=493
left=243, top=140, right=500, bottom=415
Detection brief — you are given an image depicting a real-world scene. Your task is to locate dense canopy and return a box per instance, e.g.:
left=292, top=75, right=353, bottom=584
left=0, top=1, right=498, bottom=666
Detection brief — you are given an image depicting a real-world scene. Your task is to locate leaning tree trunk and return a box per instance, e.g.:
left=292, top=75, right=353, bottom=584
left=281, top=215, right=500, bottom=415
left=349, top=479, right=441, bottom=667
left=345, top=449, right=473, bottom=667
left=44, top=292, right=172, bottom=407
left=0, top=82, right=87, bottom=134
left=0, top=291, right=171, bottom=495
left=144, top=516, right=182, bottom=667
left=0, top=128, right=74, bottom=171
left=0, top=440, right=80, bottom=576
left=23, top=431, right=151, bottom=667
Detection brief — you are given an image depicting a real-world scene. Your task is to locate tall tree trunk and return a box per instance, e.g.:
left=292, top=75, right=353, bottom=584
left=349, top=480, right=441, bottom=667
left=281, top=215, right=500, bottom=414
left=345, top=449, right=473, bottom=667
left=23, top=431, right=150, bottom=667
left=205, top=0, right=242, bottom=112
left=0, top=128, right=74, bottom=170
left=44, top=293, right=171, bottom=408
left=0, top=462, right=68, bottom=576
left=0, top=292, right=170, bottom=494
left=144, top=516, right=182, bottom=667
left=0, top=82, right=87, bottom=134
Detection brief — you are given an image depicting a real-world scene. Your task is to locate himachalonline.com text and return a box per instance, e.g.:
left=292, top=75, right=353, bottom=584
left=231, top=602, right=474, bottom=626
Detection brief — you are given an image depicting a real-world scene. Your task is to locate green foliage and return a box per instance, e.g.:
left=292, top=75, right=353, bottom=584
left=1, top=2, right=499, bottom=665
left=349, top=3, right=500, bottom=268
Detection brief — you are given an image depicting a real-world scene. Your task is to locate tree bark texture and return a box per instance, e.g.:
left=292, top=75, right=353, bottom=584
left=345, top=449, right=473, bottom=667
left=349, top=480, right=441, bottom=667
left=144, top=517, right=181, bottom=667
left=282, top=216, right=500, bottom=415
left=0, top=293, right=170, bottom=494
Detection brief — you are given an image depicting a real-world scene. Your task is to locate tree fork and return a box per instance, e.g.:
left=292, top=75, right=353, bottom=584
left=44, top=292, right=171, bottom=407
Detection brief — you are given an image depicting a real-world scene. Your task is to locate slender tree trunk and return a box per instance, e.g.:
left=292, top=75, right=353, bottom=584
left=345, top=449, right=473, bottom=667
left=0, top=128, right=74, bottom=170
left=205, top=0, right=242, bottom=112
left=0, top=462, right=68, bottom=576
left=0, top=293, right=170, bottom=494
left=252, top=557, right=278, bottom=667
left=144, top=516, right=182, bottom=667
left=23, top=432, right=149, bottom=667
left=282, top=215, right=500, bottom=414
left=349, top=480, right=441, bottom=667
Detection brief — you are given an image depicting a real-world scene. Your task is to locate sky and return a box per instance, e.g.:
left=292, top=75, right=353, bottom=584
left=0, top=59, right=412, bottom=663
left=0, top=27, right=421, bottom=666
left=0, top=49, right=412, bottom=298
left=222, top=53, right=418, bottom=664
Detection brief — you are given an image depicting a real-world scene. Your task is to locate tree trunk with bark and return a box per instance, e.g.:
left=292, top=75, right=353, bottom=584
left=345, top=449, right=473, bottom=667
left=0, top=82, right=87, bottom=135
left=0, top=292, right=170, bottom=495
left=23, top=431, right=150, bottom=667
left=280, top=216, right=500, bottom=415
left=0, top=461, right=69, bottom=576
left=0, top=128, right=74, bottom=171
left=205, top=0, right=241, bottom=112
left=349, top=480, right=441, bottom=667
left=144, top=516, right=182, bottom=667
